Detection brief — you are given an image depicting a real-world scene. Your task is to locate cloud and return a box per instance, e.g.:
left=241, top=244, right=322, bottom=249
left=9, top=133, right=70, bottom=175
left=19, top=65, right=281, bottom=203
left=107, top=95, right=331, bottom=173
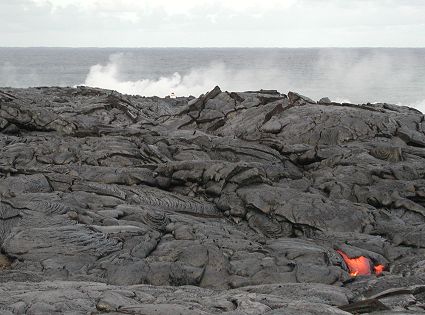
left=26, top=0, right=425, bottom=27
left=28, top=0, right=425, bottom=15
left=2, top=0, right=425, bottom=46
left=25, top=0, right=300, bottom=24
left=29, top=0, right=298, bottom=15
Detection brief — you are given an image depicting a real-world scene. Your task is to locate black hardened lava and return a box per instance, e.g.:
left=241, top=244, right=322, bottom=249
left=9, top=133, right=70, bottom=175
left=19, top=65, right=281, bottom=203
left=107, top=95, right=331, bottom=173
left=1, top=86, right=425, bottom=314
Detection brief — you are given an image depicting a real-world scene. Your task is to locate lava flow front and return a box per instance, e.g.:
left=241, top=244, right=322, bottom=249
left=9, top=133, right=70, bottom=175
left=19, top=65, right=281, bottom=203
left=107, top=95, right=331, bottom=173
left=337, top=250, right=384, bottom=277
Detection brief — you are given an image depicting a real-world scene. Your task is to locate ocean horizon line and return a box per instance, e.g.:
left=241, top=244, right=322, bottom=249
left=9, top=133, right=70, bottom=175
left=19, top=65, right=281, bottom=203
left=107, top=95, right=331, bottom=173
left=1, top=46, right=425, bottom=49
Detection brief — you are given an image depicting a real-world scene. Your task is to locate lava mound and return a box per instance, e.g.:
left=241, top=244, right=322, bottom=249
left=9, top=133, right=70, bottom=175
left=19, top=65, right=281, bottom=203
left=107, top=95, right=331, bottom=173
left=1, top=86, right=425, bottom=314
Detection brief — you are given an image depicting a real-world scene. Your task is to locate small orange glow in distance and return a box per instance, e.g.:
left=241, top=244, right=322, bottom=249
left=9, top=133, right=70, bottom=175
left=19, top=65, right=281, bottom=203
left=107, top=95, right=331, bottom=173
left=374, top=264, right=385, bottom=275
left=337, top=250, right=384, bottom=277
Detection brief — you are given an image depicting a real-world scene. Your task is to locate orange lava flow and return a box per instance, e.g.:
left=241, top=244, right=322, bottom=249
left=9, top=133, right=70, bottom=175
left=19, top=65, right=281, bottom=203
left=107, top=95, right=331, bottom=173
left=337, top=250, right=384, bottom=277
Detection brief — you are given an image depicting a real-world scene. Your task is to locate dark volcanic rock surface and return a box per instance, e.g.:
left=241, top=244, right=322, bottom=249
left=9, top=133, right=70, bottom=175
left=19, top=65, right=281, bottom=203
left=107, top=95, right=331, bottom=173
left=1, top=86, right=425, bottom=314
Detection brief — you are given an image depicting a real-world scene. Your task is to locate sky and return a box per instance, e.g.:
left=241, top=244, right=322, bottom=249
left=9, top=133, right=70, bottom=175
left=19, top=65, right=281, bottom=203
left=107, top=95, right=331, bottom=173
left=1, top=0, right=425, bottom=47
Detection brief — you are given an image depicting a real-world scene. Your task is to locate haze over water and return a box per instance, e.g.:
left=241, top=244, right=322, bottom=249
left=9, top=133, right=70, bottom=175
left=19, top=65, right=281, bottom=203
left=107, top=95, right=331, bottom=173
left=1, top=47, right=424, bottom=111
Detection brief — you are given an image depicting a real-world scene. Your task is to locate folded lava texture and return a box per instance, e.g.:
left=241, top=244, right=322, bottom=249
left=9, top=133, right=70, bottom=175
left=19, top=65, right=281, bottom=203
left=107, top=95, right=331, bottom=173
left=1, top=86, right=425, bottom=314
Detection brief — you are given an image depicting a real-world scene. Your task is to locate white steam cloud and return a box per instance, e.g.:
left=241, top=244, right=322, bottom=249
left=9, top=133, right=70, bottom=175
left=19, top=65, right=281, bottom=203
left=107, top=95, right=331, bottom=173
left=0, top=62, right=19, bottom=87
left=404, top=99, right=425, bottom=114
left=83, top=53, right=286, bottom=97
left=83, top=52, right=425, bottom=113
left=0, top=62, right=41, bottom=88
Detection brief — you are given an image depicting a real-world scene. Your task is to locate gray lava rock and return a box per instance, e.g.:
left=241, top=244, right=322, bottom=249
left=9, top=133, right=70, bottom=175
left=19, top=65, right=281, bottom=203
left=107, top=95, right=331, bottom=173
left=1, top=86, right=425, bottom=313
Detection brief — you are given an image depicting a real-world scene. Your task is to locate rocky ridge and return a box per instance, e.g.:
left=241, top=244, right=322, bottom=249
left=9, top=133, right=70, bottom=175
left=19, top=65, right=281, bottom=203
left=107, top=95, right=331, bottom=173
left=1, top=86, right=425, bottom=314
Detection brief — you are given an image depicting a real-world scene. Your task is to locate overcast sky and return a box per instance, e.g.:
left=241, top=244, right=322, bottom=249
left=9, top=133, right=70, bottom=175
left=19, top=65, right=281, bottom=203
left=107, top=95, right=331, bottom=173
left=1, top=0, right=425, bottom=47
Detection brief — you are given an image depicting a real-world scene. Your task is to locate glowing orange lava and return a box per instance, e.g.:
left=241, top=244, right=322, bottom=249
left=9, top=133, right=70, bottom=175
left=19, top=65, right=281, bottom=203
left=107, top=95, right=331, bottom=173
left=337, top=250, right=384, bottom=277
left=374, top=264, right=385, bottom=275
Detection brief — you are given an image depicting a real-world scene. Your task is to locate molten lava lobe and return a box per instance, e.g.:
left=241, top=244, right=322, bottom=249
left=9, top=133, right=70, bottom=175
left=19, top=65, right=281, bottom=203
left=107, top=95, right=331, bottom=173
left=337, top=250, right=384, bottom=277
left=337, top=250, right=371, bottom=276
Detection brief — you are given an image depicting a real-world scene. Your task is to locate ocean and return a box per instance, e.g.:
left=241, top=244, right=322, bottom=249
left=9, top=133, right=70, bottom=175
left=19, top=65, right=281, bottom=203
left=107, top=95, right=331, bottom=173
left=0, top=48, right=424, bottom=111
